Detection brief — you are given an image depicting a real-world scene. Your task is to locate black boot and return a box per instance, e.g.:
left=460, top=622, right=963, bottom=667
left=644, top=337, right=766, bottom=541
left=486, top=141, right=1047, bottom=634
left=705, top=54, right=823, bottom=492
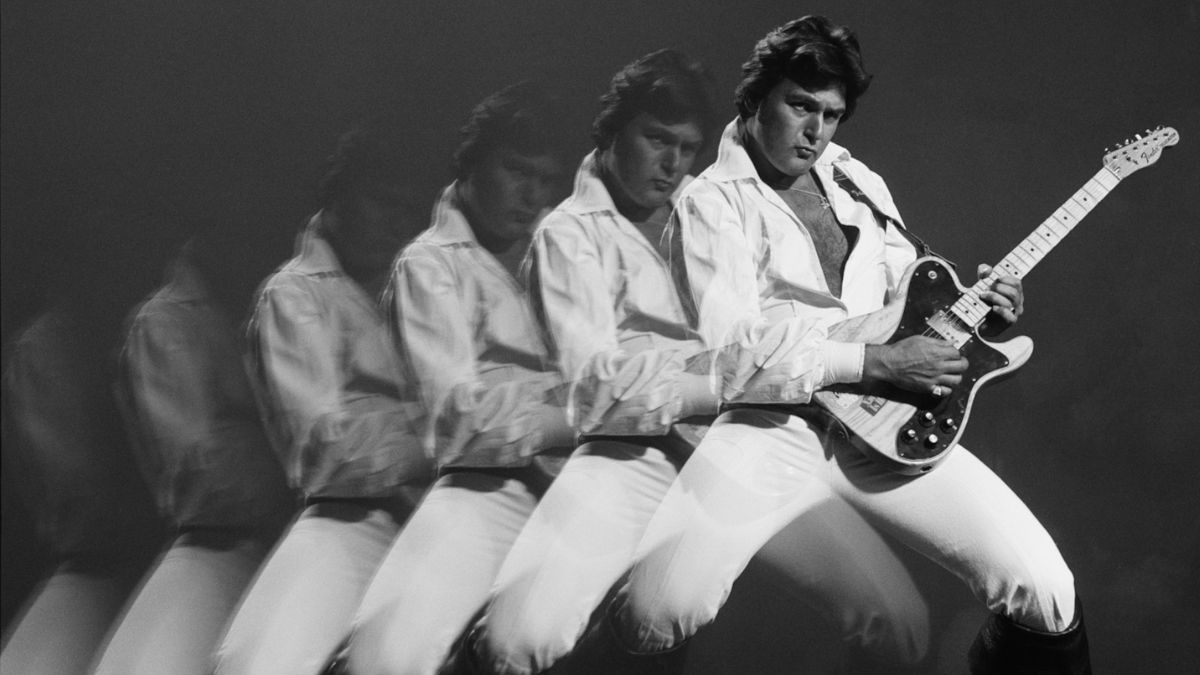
left=968, top=600, right=1091, bottom=674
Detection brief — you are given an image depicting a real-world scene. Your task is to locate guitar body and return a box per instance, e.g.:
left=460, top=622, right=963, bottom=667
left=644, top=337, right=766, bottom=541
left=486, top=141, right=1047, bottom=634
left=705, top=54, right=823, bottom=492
left=809, top=126, right=1178, bottom=474
left=813, top=257, right=1034, bottom=474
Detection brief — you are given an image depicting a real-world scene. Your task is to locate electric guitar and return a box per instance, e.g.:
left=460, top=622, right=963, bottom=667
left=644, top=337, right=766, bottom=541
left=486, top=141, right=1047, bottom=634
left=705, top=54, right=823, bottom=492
left=812, top=126, right=1179, bottom=475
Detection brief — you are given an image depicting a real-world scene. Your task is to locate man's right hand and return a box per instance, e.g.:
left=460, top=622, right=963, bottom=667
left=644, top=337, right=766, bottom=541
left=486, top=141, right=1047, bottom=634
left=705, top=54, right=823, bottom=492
left=862, top=336, right=967, bottom=396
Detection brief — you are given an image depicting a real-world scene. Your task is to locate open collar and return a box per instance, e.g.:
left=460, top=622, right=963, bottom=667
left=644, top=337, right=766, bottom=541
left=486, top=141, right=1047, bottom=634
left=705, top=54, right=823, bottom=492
left=560, top=150, right=693, bottom=217
left=418, top=182, right=480, bottom=247
left=159, top=243, right=211, bottom=303
left=559, top=151, right=618, bottom=216
left=291, top=211, right=347, bottom=276
left=701, top=118, right=903, bottom=227
left=703, top=119, right=853, bottom=184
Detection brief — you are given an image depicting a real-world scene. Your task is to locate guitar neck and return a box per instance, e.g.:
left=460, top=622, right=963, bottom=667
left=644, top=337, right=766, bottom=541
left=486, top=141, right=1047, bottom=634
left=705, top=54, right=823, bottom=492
left=949, top=166, right=1123, bottom=327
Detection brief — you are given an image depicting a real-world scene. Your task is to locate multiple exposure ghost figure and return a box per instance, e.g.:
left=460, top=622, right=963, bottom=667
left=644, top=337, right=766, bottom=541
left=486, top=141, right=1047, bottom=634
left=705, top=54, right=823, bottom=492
left=0, top=18, right=1093, bottom=675
left=215, top=119, right=433, bottom=675
left=344, top=82, right=575, bottom=675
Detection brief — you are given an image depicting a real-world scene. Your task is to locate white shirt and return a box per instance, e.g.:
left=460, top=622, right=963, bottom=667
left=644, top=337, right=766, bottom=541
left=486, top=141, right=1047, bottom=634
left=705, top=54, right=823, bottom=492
left=675, top=120, right=919, bottom=404
left=2, top=305, right=157, bottom=555
left=532, top=151, right=704, bottom=436
left=390, top=184, right=566, bottom=469
left=248, top=214, right=431, bottom=498
left=119, top=250, right=293, bottom=530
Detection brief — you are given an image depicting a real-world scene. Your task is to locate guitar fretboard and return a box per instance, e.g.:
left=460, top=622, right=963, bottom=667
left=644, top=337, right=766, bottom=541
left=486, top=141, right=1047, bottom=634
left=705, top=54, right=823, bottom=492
left=949, top=166, right=1122, bottom=327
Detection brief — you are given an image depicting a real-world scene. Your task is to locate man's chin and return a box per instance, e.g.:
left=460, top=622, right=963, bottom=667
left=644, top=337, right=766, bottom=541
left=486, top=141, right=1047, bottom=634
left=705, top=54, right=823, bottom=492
left=635, top=192, right=672, bottom=211
left=498, top=222, right=535, bottom=241
left=790, top=158, right=819, bottom=174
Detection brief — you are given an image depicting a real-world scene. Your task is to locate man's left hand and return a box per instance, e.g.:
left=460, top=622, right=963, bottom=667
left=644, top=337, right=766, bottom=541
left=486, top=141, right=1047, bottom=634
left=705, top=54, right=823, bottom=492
left=977, top=263, right=1024, bottom=328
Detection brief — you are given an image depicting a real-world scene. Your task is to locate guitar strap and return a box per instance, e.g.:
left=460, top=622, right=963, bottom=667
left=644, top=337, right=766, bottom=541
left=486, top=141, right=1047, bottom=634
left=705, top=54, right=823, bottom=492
left=832, top=166, right=956, bottom=268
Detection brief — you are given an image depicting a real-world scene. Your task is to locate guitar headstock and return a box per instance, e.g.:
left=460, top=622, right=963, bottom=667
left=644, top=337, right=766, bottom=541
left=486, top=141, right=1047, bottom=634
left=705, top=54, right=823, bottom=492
left=1104, top=126, right=1179, bottom=177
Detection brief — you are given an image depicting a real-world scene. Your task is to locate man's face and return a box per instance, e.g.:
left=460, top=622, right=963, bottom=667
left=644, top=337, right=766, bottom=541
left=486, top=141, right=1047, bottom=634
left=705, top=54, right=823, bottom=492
left=747, top=78, right=846, bottom=177
left=463, top=146, right=561, bottom=243
left=603, top=113, right=704, bottom=211
left=339, top=185, right=421, bottom=276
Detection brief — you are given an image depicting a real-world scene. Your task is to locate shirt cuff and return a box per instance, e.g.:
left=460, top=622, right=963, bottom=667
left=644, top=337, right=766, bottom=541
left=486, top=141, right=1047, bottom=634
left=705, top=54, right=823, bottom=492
left=819, top=342, right=865, bottom=386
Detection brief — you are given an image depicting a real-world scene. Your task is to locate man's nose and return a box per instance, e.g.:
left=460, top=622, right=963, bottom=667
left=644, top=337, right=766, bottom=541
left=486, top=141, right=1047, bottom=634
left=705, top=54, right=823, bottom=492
left=801, top=114, right=825, bottom=141
left=661, top=146, right=680, bottom=173
left=522, top=177, right=550, bottom=208
left=516, top=177, right=536, bottom=204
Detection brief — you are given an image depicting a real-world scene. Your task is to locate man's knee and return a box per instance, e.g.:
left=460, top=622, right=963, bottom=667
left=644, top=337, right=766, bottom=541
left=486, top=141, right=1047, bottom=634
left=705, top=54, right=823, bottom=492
left=989, top=557, right=1077, bottom=634
left=610, top=578, right=722, bottom=655
left=475, top=606, right=587, bottom=675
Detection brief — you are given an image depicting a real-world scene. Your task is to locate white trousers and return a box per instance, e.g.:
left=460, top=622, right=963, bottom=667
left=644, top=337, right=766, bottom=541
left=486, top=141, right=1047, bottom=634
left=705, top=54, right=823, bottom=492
left=345, top=469, right=547, bottom=675
left=613, top=407, right=1077, bottom=655
left=213, top=501, right=410, bottom=675
left=90, top=533, right=272, bottom=675
left=474, top=435, right=930, bottom=675
left=0, top=565, right=135, bottom=675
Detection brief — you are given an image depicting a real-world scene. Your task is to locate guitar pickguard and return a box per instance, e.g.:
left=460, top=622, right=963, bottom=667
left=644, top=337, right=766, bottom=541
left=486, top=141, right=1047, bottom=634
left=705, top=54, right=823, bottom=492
left=887, top=260, right=1013, bottom=460
left=816, top=258, right=1033, bottom=474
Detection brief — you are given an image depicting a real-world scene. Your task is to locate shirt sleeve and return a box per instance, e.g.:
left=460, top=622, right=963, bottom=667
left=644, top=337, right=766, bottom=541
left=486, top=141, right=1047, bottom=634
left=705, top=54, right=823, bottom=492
left=391, top=247, right=565, bottom=469
left=531, top=217, right=687, bottom=436
left=121, top=305, right=292, bottom=529
left=249, top=280, right=429, bottom=498
left=677, top=186, right=864, bottom=405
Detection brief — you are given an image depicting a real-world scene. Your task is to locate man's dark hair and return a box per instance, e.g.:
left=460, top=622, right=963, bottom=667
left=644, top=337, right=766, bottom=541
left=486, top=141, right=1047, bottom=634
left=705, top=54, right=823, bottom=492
left=591, top=48, right=717, bottom=150
left=318, top=115, right=409, bottom=209
left=735, top=15, right=872, bottom=121
left=452, top=81, right=564, bottom=180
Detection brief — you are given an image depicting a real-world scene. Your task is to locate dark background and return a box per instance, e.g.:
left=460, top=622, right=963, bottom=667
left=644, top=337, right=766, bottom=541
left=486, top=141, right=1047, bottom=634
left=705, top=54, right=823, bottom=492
left=3, top=1, right=1197, bottom=672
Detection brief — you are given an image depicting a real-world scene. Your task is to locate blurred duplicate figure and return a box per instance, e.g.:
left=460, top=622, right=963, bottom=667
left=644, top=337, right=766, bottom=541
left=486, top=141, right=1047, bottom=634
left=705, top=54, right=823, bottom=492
left=0, top=228, right=160, bottom=674
left=91, top=233, right=294, bottom=675
left=461, top=49, right=930, bottom=675
left=608, top=16, right=1090, bottom=673
left=214, top=119, right=433, bottom=675
left=343, top=82, right=572, bottom=675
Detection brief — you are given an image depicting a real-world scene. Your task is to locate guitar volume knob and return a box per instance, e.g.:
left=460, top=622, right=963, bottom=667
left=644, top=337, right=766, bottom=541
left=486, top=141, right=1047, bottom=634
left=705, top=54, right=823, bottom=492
left=901, top=429, right=918, bottom=444
left=918, top=411, right=936, bottom=427
left=939, top=417, right=958, bottom=432
left=924, top=434, right=940, bottom=448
